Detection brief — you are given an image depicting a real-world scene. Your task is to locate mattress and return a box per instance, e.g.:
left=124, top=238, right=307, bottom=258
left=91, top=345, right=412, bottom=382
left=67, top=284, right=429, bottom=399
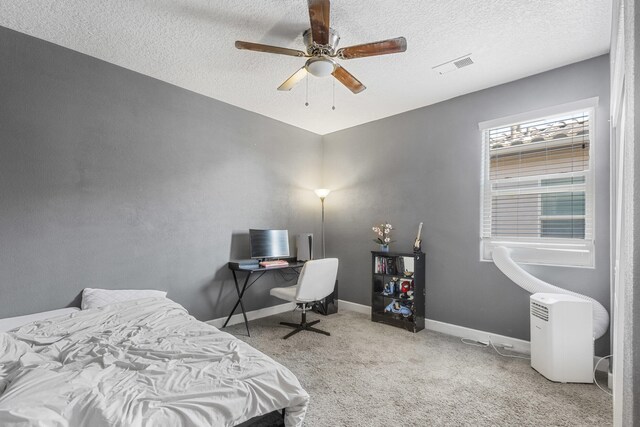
left=0, top=298, right=309, bottom=426
left=0, top=307, right=80, bottom=332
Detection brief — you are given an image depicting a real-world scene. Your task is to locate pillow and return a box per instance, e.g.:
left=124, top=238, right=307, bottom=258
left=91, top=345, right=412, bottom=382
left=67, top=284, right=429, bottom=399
left=0, top=307, right=80, bottom=332
left=81, top=288, right=167, bottom=310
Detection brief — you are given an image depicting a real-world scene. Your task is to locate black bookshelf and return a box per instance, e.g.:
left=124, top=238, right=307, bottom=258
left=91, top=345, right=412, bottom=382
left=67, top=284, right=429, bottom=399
left=371, top=251, right=425, bottom=333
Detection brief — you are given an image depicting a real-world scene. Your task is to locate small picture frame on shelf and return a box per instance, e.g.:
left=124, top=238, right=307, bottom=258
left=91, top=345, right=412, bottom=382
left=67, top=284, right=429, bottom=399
left=401, top=256, right=414, bottom=277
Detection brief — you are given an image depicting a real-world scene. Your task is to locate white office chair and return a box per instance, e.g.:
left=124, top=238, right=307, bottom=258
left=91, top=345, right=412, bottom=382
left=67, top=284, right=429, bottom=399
left=270, top=258, right=338, bottom=339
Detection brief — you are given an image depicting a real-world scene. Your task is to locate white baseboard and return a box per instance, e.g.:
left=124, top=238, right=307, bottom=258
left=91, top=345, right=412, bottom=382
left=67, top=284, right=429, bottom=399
left=425, top=318, right=532, bottom=355
left=207, top=302, right=296, bottom=329
left=338, top=300, right=608, bottom=373
left=337, top=299, right=371, bottom=315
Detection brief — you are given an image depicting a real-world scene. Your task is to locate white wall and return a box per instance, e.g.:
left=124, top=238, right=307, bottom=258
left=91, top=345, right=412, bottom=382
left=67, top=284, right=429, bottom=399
left=610, top=1, right=639, bottom=425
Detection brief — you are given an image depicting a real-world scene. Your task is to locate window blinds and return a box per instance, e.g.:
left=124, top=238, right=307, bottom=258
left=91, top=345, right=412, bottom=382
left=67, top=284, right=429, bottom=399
left=481, top=108, right=594, bottom=267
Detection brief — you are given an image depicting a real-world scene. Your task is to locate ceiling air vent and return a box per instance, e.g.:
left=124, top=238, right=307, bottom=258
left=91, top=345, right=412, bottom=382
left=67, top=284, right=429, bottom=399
left=453, top=56, right=474, bottom=69
left=432, top=54, right=473, bottom=75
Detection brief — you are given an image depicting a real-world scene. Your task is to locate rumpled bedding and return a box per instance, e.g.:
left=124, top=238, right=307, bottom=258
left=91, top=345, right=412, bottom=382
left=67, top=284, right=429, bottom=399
left=0, top=298, right=309, bottom=426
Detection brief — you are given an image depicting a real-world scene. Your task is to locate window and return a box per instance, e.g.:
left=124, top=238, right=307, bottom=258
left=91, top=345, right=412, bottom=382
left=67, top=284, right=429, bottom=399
left=480, top=99, right=597, bottom=267
left=540, top=177, right=585, bottom=239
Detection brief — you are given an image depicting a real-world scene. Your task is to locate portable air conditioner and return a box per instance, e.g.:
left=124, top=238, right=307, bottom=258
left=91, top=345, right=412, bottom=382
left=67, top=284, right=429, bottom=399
left=530, top=293, right=593, bottom=383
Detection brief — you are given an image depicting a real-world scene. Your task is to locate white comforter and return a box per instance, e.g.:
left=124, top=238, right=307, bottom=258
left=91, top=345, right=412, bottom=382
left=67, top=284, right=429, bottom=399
left=0, top=298, right=309, bottom=427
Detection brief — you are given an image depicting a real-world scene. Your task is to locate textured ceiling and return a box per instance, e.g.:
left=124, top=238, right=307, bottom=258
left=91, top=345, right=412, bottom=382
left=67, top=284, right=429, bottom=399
left=0, top=0, right=611, bottom=135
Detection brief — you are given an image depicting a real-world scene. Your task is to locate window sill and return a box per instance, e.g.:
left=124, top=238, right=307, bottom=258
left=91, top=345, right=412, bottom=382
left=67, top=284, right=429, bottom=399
left=481, top=239, right=595, bottom=269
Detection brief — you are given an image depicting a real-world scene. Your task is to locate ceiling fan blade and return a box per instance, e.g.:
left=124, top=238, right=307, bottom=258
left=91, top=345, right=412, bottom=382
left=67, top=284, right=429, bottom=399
left=308, top=0, right=330, bottom=45
left=277, top=67, right=308, bottom=91
left=336, top=37, right=407, bottom=59
left=332, top=65, right=366, bottom=94
left=235, top=41, right=308, bottom=57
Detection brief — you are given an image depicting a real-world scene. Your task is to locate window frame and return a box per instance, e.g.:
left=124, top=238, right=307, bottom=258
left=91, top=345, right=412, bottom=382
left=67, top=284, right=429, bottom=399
left=479, top=98, right=598, bottom=268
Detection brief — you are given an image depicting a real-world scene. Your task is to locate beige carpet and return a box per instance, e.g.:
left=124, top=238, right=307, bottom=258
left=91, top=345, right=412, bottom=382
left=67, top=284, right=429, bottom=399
left=225, top=309, right=612, bottom=427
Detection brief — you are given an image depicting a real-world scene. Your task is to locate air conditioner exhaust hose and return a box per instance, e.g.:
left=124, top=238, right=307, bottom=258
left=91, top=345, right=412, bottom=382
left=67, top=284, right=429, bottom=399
left=491, top=246, right=609, bottom=339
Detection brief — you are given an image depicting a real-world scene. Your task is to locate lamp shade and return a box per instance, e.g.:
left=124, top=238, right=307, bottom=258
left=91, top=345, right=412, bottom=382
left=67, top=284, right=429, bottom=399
left=305, top=58, right=335, bottom=77
left=314, top=188, right=331, bottom=199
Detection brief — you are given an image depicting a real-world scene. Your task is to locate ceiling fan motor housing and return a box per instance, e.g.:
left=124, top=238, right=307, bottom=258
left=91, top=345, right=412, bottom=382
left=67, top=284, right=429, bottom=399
left=303, top=28, right=340, bottom=56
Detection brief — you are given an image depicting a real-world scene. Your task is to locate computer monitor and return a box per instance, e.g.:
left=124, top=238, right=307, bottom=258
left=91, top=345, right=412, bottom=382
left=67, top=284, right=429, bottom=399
left=249, top=229, right=290, bottom=260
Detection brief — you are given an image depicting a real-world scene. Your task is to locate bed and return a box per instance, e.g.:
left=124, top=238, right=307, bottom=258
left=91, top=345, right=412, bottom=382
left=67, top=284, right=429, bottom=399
left=0, top=298, right=309, bottom=426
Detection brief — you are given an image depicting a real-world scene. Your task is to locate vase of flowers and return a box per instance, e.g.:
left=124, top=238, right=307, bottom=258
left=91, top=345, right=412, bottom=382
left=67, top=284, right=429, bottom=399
left=372, top=222, right=393, bottom=252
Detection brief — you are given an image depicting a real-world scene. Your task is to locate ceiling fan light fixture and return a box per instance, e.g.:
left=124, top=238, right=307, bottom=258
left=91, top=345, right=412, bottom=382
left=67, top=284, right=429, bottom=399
left=305, top=57, right=335, bottom=77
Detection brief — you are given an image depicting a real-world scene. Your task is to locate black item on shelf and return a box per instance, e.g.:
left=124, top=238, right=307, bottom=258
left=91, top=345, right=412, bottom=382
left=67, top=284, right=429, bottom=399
left=395, top=257, right=405, bottom=276
left=385, top=258, right=397, bottom=275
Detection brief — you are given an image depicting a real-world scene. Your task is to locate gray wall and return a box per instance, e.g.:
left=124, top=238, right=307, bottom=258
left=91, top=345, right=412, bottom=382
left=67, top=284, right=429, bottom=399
left=632, top=1, right=639, bottom=421
left=0, top=26, right=613, bottom=356
left=0, top=26, right=323, bottom=321
left=323, top=55, right=611, bottom=355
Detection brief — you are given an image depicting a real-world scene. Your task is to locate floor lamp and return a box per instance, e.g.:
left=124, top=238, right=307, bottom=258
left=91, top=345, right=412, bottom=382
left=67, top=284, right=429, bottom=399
left=314, top=189, right=330, bottom=259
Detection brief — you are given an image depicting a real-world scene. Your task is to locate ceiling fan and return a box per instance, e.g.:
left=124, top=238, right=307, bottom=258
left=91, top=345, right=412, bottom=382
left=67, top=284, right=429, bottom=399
left=235, top=0, right=407, bottom=94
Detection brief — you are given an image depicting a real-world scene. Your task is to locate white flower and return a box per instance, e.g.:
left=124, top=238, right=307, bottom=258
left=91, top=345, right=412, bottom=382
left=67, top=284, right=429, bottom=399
left=373, top=223, right=392, bottom=239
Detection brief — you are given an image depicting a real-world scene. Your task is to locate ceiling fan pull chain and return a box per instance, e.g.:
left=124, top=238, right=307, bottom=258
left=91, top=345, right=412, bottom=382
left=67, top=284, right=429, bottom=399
left=305, top=76, right=309, bottom=107
left=332, top=78, right=336, bottom=110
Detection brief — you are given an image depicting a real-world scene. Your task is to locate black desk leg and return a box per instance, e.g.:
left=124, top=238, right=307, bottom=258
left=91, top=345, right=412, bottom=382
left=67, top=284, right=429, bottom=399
left=223, top=270, right=252, bottom=336
left=223, top=270, right=242, bottom=327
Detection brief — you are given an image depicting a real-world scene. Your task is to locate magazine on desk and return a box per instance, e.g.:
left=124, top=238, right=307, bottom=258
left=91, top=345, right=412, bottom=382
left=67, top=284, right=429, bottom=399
left=259, top=260, right=290, bottom=268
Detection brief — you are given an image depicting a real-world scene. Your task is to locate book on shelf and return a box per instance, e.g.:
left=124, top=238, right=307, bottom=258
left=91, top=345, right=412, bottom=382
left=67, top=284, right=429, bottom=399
left=374, top=256, right=380, bottom=274
left=374, top=256, right=397, bottom=274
